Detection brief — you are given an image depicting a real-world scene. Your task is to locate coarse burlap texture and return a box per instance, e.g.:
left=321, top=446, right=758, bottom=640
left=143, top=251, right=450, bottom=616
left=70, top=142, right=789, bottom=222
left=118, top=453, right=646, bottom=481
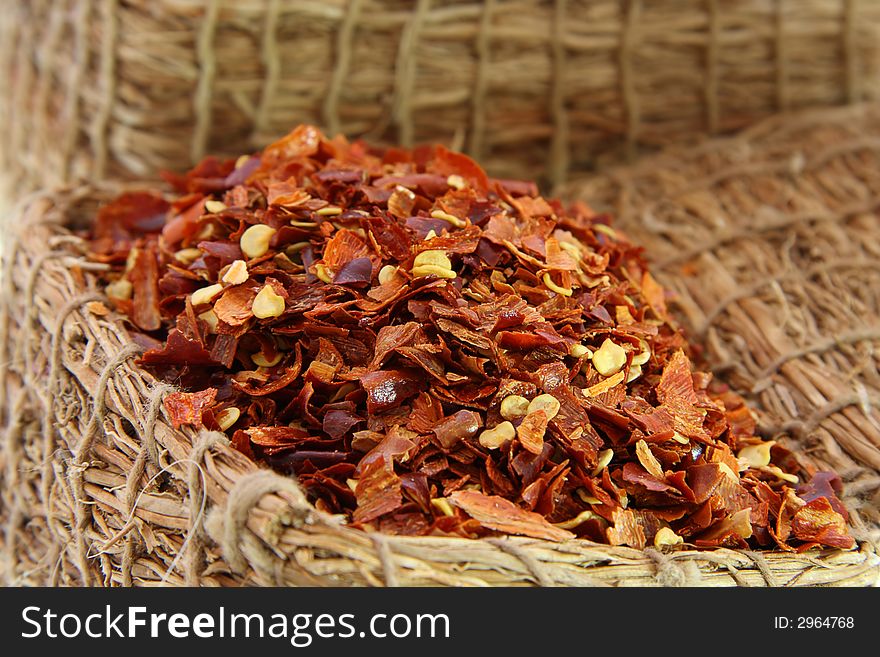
left=562, top=102, right=880, bottom=550
left=2, top=110, right=880, bottom=587
left=3, top=0, right=880, bottom=199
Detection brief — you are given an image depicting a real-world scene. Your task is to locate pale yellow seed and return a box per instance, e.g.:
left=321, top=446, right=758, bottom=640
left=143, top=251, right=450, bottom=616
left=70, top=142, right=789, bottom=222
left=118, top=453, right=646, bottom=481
left=204, top=200, right=227, bottom=214
left=654, top=527, right=684, bottom=547
left=174, top=247, right=202, bottom=264
left=542, top=272, right=573, bottom=296
left=252, top=285, right=285, bottom=319
left=593, top=224, right=617, bottom=240
left=395, top=185, right=416, bottom=200
left=616, top=305, right=634, bottom=324
left=626, top=363, right=642, bottom=384
left=670, top=432, right=689, bottom=445
left=316, top=206, right=343, bottom=216
left=718, top=462, right=739, bottom=482
left=592, top=338, right=627, bottom=376
left=424, top=229, right=438, bottom=240
left=235, top=154, right=250, bottom=169
left=240, top=224, right=276, bottom=259
left=431, top=498, right=455, bottom=517
left=737, top=441, right=775, bottom=470
left=285, top=242, right=310, bottom=255
left=576, top=489, right=603, bottom=505
left=274, top=253, right=296, bottom=270
left=197, top=224, right=215, bottom=240
left=411, top=265, right=456, bottom=279
left=314, top=263, right=333, bottom=283
left=106, top=279, right=133, bottom=300
left=413, top=250, right=452, bottom=269
left=592, top=448, right=614, bottom=476
left=499, top=395, right=530, bottom=420
left=569, top=343, right=591, bottom=358
left=378, top=265, right=399, bottom=285
left=198, top=309, right=219, bottom=333
left=527, top=394, right=561, bottom=420
left=632, top=338, right=652, bottom=366
left=216, top=407, right=240, bottom=431
left=583, top=370, right=625, bottom=397
left=191, top=283, right=224, bottom=307
left=125, top=247, right=140, bottom=273
left=558, top=241, right=581, bottom=258
left=346, top=479, right=358, bottom=492
left=446, top=174, right=467, bottom=190
left=252, top=351, right=282, bottom=367
left=757, top=465, right=798, bottom=484
left=478, top=421, right=515, bottom=449
left=289, top=220, right=319, bottom=228
left=430, top=209, right=467, bottom=228
left=222, top=259, right=249, bottom=285
left=554, top=509, right=602, bottom=530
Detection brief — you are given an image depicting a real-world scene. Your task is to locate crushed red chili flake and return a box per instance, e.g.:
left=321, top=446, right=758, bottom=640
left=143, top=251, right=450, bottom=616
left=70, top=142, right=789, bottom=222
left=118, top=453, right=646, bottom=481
left=88, top=124, right=855, bottom=550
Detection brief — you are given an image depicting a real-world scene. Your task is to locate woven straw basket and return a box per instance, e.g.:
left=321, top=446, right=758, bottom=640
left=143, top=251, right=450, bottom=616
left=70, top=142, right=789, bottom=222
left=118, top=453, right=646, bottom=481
left=2, top=110, right=880, bottom=587
left=4, top=0, right=880, bottom=199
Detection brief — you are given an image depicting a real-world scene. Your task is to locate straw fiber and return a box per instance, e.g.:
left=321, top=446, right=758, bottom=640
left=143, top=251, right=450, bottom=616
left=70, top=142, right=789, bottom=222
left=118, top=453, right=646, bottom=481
left=3, top=0, right=880, bottom=198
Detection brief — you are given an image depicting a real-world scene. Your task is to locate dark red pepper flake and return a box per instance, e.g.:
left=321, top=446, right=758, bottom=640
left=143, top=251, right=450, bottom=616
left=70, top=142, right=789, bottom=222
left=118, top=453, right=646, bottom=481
left=87, top=124, right=854, bottom=550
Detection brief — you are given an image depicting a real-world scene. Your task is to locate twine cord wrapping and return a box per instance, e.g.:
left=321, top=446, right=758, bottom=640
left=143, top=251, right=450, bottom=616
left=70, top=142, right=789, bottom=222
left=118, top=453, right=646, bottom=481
left=619, top=0, right=642, bottom=161
left=369, top=533, right=400, bottom=587
left=68, top=342, right=142, bottom=585
left=467, top=0, right=494, bottom=162
left=704, top=0, right=720, bottom=133
left=60, top=0, right=90, bottom=184
left=90, top=456, right=210, bottom=587
left=843, top=0, right=860, bottom=103
left=143, top=382, right=177, bottom=468
left=30, top=1, right=65, bottom=182
left=392, top=0, right=430, bottom=147
left=184, top=431, right=229, bottom=586
left=8, top=2, right=36, bottom=189
left=322, top=0, right=363, bottom=138
left=775, top=0, right=789, bottom=112
left=254, top=0, right=281, bottom=142
left=220, top=470, right=310, bottom=574
left=644, top=548, right=702, bottom=587
left=20, top=250, right=69, bottom=382
left=2, top=389, right=30, bottom=581
left=192, top=0, right=220, bottom=164
left=548, top=0, right=570, bottom=187
left=41, top=292, right=106, bottom=526
left=486, top=537, right=556, bottom=587
left=90, top=0, right=119, bottom=179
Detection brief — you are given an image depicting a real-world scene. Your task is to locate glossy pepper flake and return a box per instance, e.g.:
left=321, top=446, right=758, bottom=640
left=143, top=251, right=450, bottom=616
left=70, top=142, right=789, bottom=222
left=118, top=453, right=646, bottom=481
left=88, top=124, right=853, bottom=550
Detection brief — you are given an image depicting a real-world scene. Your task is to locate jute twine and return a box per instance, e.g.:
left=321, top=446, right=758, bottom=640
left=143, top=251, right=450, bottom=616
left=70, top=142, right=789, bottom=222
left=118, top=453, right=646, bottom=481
left=0, top=177, right=877, bottom=586
left=561, top=102, right=880, bottom=551
left=4, top=0, right=880, bottom=199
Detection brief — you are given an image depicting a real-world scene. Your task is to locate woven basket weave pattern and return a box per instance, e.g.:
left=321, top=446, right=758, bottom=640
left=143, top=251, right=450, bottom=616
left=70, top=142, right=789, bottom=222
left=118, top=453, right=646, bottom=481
left=3, top=0, right=880, bottom=196
left=2, top=129, right=879, bottom=584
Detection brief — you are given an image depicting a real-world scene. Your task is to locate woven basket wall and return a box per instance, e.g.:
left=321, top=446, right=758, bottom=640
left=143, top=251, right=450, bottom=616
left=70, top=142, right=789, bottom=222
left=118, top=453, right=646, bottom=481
left=562, top=103, right=880, bottom=550
left=3, top=0, right=880, bottom=199
left=3, top=123, right=880, bottom=585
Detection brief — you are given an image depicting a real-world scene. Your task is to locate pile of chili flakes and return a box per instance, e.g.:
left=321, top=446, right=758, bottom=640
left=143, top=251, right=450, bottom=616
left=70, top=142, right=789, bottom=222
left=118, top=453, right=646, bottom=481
left=88, top=124, right=854, bottom=551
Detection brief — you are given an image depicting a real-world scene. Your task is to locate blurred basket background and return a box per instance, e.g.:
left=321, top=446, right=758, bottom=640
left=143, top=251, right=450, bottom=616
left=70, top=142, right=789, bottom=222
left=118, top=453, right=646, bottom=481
left=3, top=0, right=880, bottom=198
left=1, top=1, right=879, bottom=586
